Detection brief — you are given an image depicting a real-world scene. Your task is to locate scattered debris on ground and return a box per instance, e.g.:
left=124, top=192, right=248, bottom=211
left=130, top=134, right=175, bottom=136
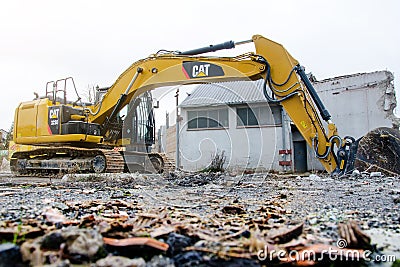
left=0, top=171, right=399, bottom=266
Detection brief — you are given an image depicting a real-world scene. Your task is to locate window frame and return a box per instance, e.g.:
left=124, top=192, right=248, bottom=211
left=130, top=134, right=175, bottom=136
left=186, top=108, right=229, bottom=130
left=236, top=104, right=282, bottom=128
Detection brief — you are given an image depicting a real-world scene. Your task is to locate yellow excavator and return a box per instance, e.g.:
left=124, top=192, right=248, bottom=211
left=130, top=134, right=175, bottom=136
left=10, top=34, right=400, bottom=176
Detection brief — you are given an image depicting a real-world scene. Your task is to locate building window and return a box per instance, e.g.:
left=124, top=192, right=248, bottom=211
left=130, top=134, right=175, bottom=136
left=237, top=105, right=282, bottom=126
left=187, top=109, right=228, bottom=129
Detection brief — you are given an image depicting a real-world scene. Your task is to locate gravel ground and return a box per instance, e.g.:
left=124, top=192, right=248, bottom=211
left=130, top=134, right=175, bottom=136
left=0, top=171, right=399, bottom=266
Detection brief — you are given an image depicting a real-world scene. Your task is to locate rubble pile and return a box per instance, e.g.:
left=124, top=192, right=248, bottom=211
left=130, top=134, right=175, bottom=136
left=356, top=127, right=400, bottom=175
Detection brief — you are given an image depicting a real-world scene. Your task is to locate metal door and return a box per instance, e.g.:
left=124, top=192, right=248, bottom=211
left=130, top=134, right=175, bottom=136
left=294, top=141, right=307, bottom=173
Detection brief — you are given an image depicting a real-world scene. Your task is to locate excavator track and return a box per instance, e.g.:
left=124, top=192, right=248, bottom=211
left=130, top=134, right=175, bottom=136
left=10, top=147, right=125, bottom=176
left=101, top=149, right=125, bottom=173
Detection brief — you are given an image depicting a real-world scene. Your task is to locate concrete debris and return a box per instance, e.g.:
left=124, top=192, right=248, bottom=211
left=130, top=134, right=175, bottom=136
left=21, top=227, right=105, bottom=265
left=146, top=254, right=175, bottom=267
left=20, top=237, right=47, bottom=266
left=370, top=172, right=382, bottom=178
left=308, top=174, right=322, bottom=180
left=43, top=207, right=67, bottom=224
left=61, top=227, right=105, bottom=261
left=95, top=255, right=146, bottom=267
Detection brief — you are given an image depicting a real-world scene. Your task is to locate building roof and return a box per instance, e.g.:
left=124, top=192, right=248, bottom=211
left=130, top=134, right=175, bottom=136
left=312, top=70, right=394, bottom=93
left=314, top=70, right=393, bottom=84
left=180, top=79, right=268, bottom=108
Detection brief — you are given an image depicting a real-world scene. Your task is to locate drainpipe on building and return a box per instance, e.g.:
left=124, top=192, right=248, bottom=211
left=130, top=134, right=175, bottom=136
left=281, top=108, right=294, bottom=173
left=288, top=123, right=294, bottom=173
left=175, top=88, right=180, bottom=171
left=166, top=112, right=169, bottom=129
left=281, top=108, right=287, bottom=172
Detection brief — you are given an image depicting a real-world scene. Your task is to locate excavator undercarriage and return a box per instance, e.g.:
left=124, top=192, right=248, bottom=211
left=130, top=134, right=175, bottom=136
left=10, top=147, right=165, bottom=175
left=10, top=147, right=124, bottom=174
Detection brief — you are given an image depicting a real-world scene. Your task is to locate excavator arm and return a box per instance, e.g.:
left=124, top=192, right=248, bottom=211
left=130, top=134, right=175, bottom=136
left=83, top=34, right=356, bottom=174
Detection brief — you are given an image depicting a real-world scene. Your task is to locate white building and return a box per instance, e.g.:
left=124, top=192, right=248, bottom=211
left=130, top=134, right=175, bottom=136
left=178, top=80, right=286, bottom=172
left=166, top=70, right=398, bottom=173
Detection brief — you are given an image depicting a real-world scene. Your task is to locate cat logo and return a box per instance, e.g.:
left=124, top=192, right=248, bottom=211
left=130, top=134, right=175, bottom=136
left=182, top=61, right=224, bottom=79
left=49, top=108, right=59, bottom=119
left=48, top=107, right=61, bottom=134
left=192, top=64, right=210, bottom=77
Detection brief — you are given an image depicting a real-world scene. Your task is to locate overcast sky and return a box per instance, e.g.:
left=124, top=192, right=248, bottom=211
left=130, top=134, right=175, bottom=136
left=0, top=0, right=399, bottom=131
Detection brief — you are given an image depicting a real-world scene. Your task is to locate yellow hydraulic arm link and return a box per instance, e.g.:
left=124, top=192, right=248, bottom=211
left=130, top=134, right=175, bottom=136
left=84, top=35, right=355, bottom=174
left=252, top=35, right=343, bottom=173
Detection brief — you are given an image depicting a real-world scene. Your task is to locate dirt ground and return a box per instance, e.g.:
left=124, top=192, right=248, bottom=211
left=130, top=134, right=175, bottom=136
left=0, top=171, right=399, bottom=266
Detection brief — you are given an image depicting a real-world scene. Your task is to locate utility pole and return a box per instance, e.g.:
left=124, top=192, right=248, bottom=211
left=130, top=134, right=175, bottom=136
left=175, top=88, right=180, bottom=171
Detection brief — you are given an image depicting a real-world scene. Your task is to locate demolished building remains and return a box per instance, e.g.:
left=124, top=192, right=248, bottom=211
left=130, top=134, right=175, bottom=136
left=159, top=70, right=399, bottom=173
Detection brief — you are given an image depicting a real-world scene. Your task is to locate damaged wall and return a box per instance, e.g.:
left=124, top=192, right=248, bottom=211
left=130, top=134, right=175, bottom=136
left=307, top=70, right=399, bottom=171
left=314, top=70, right=399, bottom=138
